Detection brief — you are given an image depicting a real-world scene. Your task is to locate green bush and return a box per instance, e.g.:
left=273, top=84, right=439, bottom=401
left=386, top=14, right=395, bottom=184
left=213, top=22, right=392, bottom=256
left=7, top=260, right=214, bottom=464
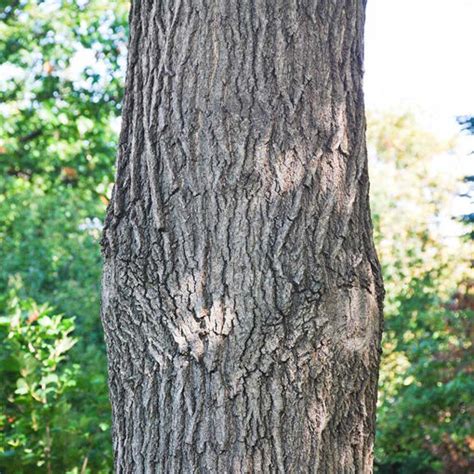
left=0, top=283, right=112, bottom=473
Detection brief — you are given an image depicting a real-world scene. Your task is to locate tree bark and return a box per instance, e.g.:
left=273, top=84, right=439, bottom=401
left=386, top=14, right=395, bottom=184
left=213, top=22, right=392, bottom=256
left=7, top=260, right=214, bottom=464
left=101, top=0, right=383, bottom=472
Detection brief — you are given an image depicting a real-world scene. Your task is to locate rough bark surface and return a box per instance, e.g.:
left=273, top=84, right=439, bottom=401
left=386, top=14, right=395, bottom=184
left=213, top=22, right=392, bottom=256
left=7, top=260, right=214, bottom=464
left=101, top=1, right=383, bottom=472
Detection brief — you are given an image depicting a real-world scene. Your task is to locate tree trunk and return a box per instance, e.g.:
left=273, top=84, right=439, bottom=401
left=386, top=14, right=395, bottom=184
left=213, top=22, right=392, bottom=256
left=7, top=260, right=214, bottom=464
left=101, top=0, right=383, bottom=472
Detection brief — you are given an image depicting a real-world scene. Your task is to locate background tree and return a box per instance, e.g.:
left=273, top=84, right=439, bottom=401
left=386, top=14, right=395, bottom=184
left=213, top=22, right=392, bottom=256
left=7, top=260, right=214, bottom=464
left=101, top=1, right=383, bottom=472
left=369, top=112, right=474, bottom=473
left=0, top=1, right=128, bottom=470
left=457, top=116, right=474, bottom=240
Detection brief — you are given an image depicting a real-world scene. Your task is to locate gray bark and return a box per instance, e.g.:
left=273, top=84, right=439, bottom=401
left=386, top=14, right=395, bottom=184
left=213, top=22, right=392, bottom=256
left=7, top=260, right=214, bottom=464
left=101, top=0, right=383, bottom=472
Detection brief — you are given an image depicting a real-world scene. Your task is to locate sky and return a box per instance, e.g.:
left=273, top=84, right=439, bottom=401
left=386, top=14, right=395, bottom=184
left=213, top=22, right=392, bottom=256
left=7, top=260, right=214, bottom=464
left=364, top=0, right=474, bottom=135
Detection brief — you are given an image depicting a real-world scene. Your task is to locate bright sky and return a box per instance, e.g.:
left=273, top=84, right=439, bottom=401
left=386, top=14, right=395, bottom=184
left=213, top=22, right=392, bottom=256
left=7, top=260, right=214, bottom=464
left=365, top=0, right=474, bottom=237
left=365, top=0, right=474, bottom=135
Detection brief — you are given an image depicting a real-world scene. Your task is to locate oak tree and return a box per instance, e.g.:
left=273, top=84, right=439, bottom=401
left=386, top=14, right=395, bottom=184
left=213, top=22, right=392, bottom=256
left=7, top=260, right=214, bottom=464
left=101, top=1, right=384, bottom=471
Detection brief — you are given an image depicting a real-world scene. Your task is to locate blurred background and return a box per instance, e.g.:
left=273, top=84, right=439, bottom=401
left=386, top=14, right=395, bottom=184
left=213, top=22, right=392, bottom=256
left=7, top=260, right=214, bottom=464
left=0, top=1, right=472, bottom=472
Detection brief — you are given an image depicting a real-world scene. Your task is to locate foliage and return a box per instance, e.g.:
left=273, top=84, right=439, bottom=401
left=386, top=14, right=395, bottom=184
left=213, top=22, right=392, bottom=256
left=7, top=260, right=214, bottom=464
left=457, top=116, right=474, bottom=238
left=0, top=285, right=70, bottom=471
left=0, top=0, right=128, bottom=472
left=0, top=0, right=128, bottom=322
left=0, top=283, right=112, bottom=473
left=0, top=0, right=126, bottom=190
left=369, top=112, right=474, bottom=473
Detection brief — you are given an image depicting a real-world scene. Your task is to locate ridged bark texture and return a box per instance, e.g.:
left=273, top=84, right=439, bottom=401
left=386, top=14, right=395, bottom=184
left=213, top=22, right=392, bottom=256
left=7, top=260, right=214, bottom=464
left=101, top=0, right=383, bottom=472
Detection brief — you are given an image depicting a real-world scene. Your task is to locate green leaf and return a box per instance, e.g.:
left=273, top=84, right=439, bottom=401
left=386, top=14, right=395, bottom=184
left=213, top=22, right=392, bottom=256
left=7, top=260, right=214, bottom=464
left=15, top=378, right=29, bottom=395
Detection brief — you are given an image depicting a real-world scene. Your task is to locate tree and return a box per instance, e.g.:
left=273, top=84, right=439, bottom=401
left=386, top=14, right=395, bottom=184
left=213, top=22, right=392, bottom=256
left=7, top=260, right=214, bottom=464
left=101, top=1, right=384, bottom=472
left=457, top=116, right=474, bottom=239
left=368, top=112, right=474, bottom=473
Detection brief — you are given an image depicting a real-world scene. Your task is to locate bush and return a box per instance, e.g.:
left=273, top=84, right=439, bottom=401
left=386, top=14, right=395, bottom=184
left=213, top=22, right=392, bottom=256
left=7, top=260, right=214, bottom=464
left=0, top=284, right=112, bottom=473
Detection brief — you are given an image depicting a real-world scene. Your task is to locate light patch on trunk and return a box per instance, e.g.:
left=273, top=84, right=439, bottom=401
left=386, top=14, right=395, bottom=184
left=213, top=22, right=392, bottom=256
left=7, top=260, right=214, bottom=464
left=341, top=285, right=379, bottom=353
left=254, top=144, right=311, bottom=195
left=204, top=298, right=236, bottom=370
